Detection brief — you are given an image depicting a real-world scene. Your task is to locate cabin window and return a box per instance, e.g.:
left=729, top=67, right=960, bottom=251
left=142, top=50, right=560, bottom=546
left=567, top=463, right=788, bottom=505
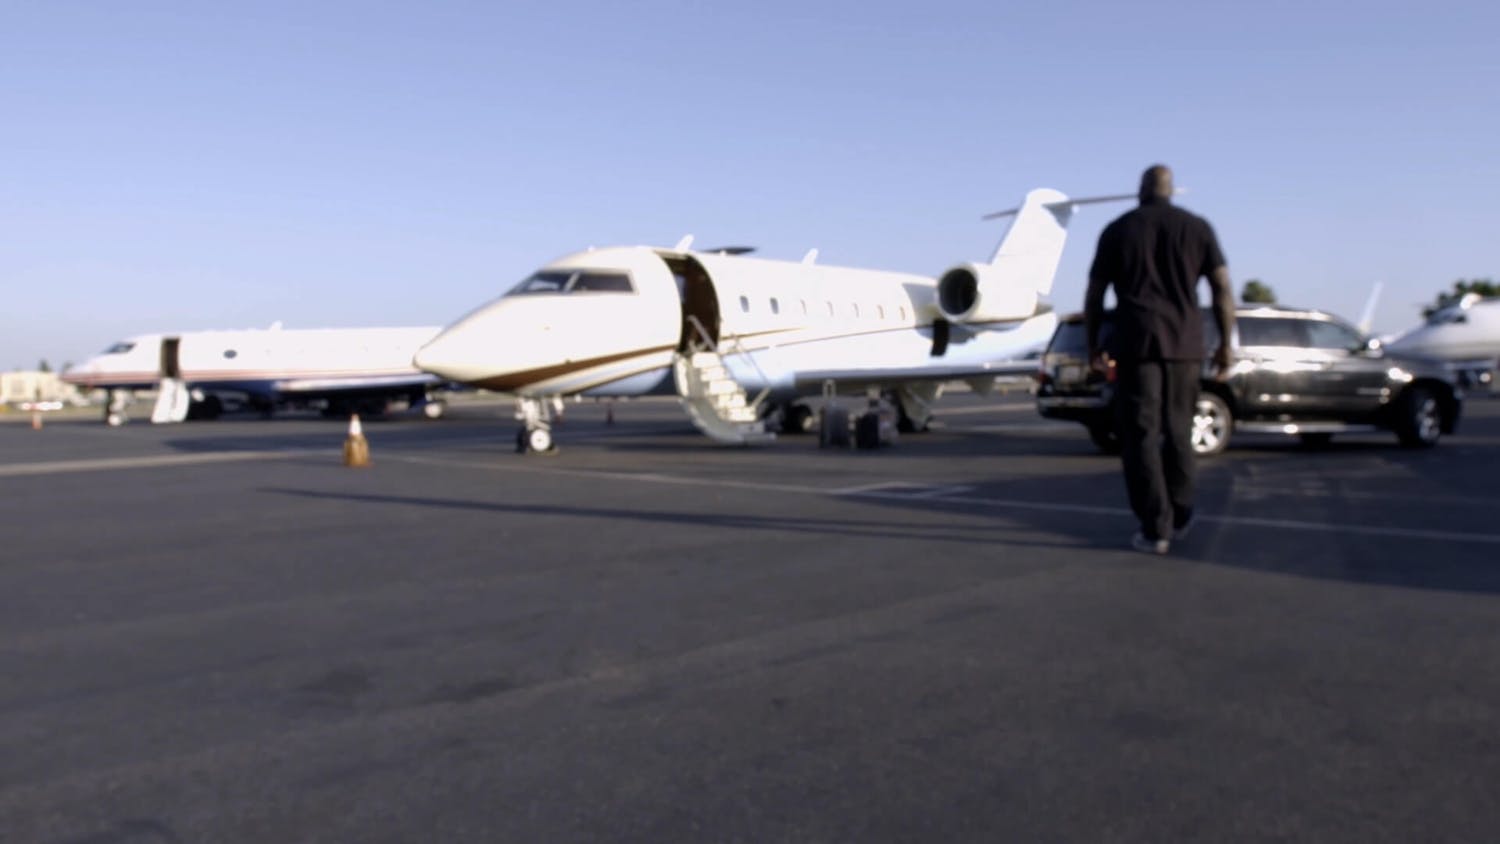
left=852, top=303, right=861, bottom=318
left=800, top=299, right=808, bottom=315
left=899, top=306, right=908, bottom=321
left=769, top=297, right=780, bottom=315
left=223, top=349, right=238, bottom=359
left=826, top=301, right=835, bottom=316
left=877, top=305, right=886, bottom=320
left=740, top=295, right=750, bottom=313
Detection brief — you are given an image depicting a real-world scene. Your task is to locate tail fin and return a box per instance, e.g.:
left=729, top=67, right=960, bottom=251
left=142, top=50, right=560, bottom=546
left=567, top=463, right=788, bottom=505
left=981, top=190, right=1134, bottom=297
left=1357, top=281, right=1383, bottom=335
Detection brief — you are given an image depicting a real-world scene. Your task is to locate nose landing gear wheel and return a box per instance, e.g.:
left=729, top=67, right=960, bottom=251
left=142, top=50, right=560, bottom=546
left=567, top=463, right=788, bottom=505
left=517, top=426, right=556, bottom=454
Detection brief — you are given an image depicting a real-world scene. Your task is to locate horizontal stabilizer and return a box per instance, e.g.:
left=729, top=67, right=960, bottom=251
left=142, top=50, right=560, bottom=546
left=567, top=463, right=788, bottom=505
left=980, top=192, right=1134, bottom=221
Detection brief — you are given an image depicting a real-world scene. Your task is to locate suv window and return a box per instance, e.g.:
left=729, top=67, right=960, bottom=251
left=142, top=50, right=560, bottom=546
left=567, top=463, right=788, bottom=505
left=1049, top=321, right=1110, bottom=356
left=1238, top=317, right=1307, bottom=347
left=1303, top=319, right=1363, bottom=350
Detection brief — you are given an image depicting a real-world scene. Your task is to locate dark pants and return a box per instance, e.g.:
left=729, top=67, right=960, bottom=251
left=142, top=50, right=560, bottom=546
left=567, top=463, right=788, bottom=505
left=1114, top=359, right=1201, bottom=540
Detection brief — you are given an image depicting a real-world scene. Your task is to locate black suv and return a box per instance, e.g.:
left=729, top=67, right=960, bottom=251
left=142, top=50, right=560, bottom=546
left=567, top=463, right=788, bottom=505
left=1036, top=306, right=1463, bottom=455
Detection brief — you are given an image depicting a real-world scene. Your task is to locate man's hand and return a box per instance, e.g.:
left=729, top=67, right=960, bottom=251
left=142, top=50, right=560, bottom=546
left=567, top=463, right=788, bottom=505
left=1089, top=348, right=1111, bottom=376
left=1211, top=344, right=1233, bottom=381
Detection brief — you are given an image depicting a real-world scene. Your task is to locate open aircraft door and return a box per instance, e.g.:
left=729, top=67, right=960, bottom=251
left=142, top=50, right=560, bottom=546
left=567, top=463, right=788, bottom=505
left=159, top=336, right=182, bottom=378
left=151, top=336, right=191, bottom=423
left=665, top=255, right=720, bottom=351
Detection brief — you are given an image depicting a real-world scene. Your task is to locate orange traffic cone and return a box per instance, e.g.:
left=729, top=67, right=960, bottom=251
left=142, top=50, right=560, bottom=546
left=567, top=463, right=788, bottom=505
left=343, top=414, right=371, bottom=467
left=31, top=410, right=43, bottom=431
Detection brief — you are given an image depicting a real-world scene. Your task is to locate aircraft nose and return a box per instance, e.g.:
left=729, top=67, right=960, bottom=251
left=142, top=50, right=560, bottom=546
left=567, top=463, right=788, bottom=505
left=412, top=335, right=453, bottom=376
left=59, top=359, right=95, bottom=386
left=413, top=329, right=485, bottom=382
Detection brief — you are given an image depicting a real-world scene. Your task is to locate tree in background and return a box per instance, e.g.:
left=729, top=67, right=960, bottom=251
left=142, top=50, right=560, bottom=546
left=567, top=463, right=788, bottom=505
left=37, top=359, right=51, bottom=373
left=1423, top=279, right=1498, bottom=318
left=1241, top=279, right=1277, bottom=304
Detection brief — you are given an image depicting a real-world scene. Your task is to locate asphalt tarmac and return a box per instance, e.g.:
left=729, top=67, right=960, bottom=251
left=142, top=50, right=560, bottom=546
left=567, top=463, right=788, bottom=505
left=3, top=394, right=1498, bottom=842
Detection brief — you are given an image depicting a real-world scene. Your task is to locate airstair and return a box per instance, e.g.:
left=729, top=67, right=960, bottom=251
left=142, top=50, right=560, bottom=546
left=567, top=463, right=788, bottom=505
left=673, top=317, right=775, bottom=445
left=150, top=377, right=191, bottom=424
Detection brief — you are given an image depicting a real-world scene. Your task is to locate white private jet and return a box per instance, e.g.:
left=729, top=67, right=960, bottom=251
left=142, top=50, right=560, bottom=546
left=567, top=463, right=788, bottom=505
left=415, top=188, right=1128, bottom=452
left=1384, top=293, right=1500, bottom=387
left=62, top=325, right=448, bottom=425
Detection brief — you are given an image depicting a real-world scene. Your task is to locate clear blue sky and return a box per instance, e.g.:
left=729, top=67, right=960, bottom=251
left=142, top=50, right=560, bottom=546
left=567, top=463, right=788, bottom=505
left=3, top=0, right=1496, bottom=370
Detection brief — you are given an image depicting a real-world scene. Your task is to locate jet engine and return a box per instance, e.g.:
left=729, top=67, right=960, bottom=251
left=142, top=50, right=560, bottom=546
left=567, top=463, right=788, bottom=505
left=936, top=262, right=1039, bottom=324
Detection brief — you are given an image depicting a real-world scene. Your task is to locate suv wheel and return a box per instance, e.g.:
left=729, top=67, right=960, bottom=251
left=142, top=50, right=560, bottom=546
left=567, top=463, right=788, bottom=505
left=1192, top=393, right=1232, bottom=457
left=1395, top=386, right=1441, bottom=448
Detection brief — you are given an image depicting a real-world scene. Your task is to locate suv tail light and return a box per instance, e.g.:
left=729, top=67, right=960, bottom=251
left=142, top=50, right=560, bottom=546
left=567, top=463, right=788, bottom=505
left=1035, top=363, right=1051, bottom=387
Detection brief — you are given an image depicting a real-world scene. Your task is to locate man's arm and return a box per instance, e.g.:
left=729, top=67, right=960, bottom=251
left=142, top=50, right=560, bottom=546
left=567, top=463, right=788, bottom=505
left=1084, top=269, right=1110, bottom=372
left=1085, top=227, right=1112, bottom=373
left=1208, top=264, right=1234, bottom=380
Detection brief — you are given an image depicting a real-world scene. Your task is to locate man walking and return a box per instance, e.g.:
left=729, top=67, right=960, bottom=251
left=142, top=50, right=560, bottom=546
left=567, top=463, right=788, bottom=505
left=1085, top=165, right=1235, bottom=554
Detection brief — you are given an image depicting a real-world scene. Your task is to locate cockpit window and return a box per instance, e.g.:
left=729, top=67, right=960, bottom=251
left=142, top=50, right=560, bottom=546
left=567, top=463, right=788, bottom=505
left=510, top=271, right=574, bottom=295
left=103, top=342, right=135, bottom=354
left=507, top=270, right=634, bottom=296
left=570, top=272, right=633, bottom=293
left=1426, top=307, right=1467, bottom=326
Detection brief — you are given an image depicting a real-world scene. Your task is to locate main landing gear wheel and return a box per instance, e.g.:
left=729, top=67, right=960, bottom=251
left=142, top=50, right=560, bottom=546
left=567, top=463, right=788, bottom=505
left=422, top=400, right=447, bottom=420
left=780, top=403, right=815, bottom=434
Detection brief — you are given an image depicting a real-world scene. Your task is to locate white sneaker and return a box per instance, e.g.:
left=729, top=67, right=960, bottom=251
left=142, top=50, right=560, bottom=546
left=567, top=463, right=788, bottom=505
left=1131, top=532, right=1169, bottom=555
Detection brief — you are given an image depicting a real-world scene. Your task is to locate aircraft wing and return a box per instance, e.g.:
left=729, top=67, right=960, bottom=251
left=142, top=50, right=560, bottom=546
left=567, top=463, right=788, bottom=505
left=790, top=359, right=1039, bottom=392
left=273, top=373, right=443, bottom=392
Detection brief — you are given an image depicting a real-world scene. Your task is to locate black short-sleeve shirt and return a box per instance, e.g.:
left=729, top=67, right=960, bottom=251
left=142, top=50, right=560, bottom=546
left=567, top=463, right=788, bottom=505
left=1089, top=201, right=1226, bottom=361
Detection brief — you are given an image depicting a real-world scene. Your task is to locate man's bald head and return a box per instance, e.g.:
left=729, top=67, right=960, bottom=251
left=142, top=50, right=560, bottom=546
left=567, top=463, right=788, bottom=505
left=1139, top=165, right=1174, bottom=204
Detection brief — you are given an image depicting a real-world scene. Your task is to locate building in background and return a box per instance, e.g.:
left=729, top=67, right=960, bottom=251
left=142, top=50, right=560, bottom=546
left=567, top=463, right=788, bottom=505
left=1, top=370, right=86, bottom=408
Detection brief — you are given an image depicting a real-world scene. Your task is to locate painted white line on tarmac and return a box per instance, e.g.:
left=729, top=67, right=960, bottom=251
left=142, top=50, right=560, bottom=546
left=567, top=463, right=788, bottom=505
left=852, top=490, right=1500, bottom=546
left=830, top=481, right=974, bottom=498
left=1230, top=484, right=1500, bottom=508
left=386, top=454, right=1500, bottom=546
left=0, top=450, right=311, bottom=477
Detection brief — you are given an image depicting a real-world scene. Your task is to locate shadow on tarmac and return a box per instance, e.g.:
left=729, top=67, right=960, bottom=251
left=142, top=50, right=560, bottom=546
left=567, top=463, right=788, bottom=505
left=852, top=463, right=1500, bottom=596
left=193, top=406, right=1500, bottom=597
left=259, top=487, right=1084, bottom=552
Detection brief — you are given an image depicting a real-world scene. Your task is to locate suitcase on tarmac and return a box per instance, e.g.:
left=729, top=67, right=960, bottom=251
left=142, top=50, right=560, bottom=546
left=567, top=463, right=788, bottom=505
left=854, top=411, right=881, bottom=449
left=820, top=406, right=850, bottom=448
